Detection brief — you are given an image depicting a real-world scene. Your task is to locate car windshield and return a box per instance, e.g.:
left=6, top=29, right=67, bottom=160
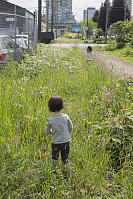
left=16, top=38, right=24, bottom=46
left=14, top=38, right=28, bottom=47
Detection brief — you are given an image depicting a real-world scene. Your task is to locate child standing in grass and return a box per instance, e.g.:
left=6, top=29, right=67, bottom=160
left=45, top=96, right=73, bottom=177
left=87, top=45, right=92, bottom=61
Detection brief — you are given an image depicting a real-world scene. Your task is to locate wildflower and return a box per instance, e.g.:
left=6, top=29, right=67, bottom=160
left=116, top=83, right=120, bottom=87
left=12, top=81, right=16, bottom=86
left=20, top=87, right=24, bottom=92
left=16, top=104, right=22, bottom=107
left=127, top=87, right=133, bottom=91
left=121, top=109, right=128, bottom=112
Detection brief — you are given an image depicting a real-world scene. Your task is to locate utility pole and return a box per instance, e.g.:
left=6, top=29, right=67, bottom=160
left=14, top=5, right=17, bottom=54
left=51, top=0, right=54, bottom=32
left=56, top=0, right=58, bottom=38
left=38, top=0, right=42, bottom=41
left=46, top=0, right=49, bottom=32
left=124, top=0, right=127, bottom=21
left=105, top=0, right=109, bottom=43
left=86, top=8, right=88, bottom=40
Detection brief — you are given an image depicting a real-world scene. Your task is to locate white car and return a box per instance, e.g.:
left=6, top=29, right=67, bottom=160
left=13, top=34, right=32, bottom=53
left=12, top=37, right=28, bottom=53
left=0, top=35, right=23, bottom=65
left=14, top=34, right=32, bottom=45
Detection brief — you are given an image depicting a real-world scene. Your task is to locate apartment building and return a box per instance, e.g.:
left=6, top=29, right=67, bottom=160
left=126, top=0, right=132, bottom=14
left=45, top=0, right=76, bottom=34
left=83, top=8, right=96, bottom=20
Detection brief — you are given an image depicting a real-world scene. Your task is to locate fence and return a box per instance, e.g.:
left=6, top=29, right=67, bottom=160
left=0, top=5, right=38, bottom=54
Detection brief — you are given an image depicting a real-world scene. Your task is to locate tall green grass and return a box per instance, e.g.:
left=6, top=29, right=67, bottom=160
left=0, top=44, right=132, bottom=198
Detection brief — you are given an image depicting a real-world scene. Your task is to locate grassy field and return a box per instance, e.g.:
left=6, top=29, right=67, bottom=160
left=0, top=44, right=132, bottom=198
left=54, top=36, right=84, bottom=44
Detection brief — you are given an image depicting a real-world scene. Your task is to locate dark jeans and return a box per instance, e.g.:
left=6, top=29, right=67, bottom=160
left=52, top=142, right=70, bottom=164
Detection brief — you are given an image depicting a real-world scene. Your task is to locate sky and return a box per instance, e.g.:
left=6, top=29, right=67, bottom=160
left=72, top=0, right=104, bottom=21
left=7, top=0, right=133, bottom=22
left=7, top=0, right=105, bottom=21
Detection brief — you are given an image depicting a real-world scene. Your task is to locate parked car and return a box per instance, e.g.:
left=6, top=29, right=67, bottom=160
left=93, top=36, right=104, bottom=43
left=13, top=34, right=32, bottom=53
left=14, top=34, right=32, bottom=45
left=12, top=37, right=28, bottom=53
left=0, top=35, right=23, bottom=65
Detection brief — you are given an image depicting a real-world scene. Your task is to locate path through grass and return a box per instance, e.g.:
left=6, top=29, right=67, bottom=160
left=0, top=44, right=132, bottom=198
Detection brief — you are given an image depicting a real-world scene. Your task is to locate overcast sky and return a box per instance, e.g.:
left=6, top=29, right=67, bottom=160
left=7, top=0, right=105, bottom=21
left=7, top=0, right=132, bottom=22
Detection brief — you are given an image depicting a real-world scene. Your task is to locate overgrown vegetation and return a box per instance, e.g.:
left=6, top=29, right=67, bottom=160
left=0, top=45, right=132, bottom=198
left=93, top=0, right=131, bottom=35
left=95, top=20, right=133, bottom=64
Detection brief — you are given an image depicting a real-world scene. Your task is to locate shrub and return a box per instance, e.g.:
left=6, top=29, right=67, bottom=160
left=116, top=42, right=125, bottom=49
left=105, top=43, right=117, bottom=51
left=122, top=45, right=133, bottom=57
left=93, top=45, right=104, bottom=51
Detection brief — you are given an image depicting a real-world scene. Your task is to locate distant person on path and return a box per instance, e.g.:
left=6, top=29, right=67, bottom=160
left=87, top=46, right=92, bottom=61
left=45, top=96, right=73, bottom=177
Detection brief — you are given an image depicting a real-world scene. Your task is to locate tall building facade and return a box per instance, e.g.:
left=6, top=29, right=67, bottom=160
left=126, top=0, right=132, bottom=14
left=45, top=0, right=76, bottom=34
left=83, top=8, right=95, bottom=20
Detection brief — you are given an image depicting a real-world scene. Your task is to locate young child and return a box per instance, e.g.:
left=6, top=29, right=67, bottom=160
left=87, top=45, right=93, bottom=61
left=45, top=96, right=73, bottom=177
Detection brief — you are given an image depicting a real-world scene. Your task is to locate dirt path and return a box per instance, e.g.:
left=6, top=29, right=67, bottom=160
left=93, top=52, right=133, bottom=79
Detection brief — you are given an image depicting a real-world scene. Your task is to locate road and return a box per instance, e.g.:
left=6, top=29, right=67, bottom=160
left=52, top=43, right=107, bottom=48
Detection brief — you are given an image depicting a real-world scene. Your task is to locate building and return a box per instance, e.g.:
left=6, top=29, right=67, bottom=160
left=0, top=0, right=35, bottom=36
left=126, top=0, right=132, bottom=15
left=44, top=0, right=76, bottom=35
left=83, top=8, right=96, bottom=20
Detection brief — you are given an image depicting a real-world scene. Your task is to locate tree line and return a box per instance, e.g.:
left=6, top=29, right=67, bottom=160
left=93, top=0, right=131, bottom=34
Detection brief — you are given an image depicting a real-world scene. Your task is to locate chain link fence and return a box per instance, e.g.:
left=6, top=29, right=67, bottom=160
left=0, top=4, right=38, bottom=55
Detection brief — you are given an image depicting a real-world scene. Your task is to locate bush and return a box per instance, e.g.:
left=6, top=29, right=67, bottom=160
left=105, top=43, right=117, bottom=51
left=116, top=42, right=125, bottom=49
left=122, top=45, right=133, bottom=57
left=93, top=45, right=104, bottom=51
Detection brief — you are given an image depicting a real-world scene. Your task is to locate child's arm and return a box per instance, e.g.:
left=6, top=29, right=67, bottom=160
left=45, top=120, right=52, bottom=134
left=67, top=117, right=73, bottom=132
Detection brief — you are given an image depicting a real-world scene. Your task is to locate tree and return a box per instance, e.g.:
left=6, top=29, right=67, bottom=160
left=94, top=28, right=104, bottom=38
left=77, top=19, right=96, bottom=38
left=109, top=0, right=130, bottom=25
left=111, top=20, right=133, bottom=45
left=93, top=10, right=99, bottom=23
left=98, top=0, right=110, bottom=33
